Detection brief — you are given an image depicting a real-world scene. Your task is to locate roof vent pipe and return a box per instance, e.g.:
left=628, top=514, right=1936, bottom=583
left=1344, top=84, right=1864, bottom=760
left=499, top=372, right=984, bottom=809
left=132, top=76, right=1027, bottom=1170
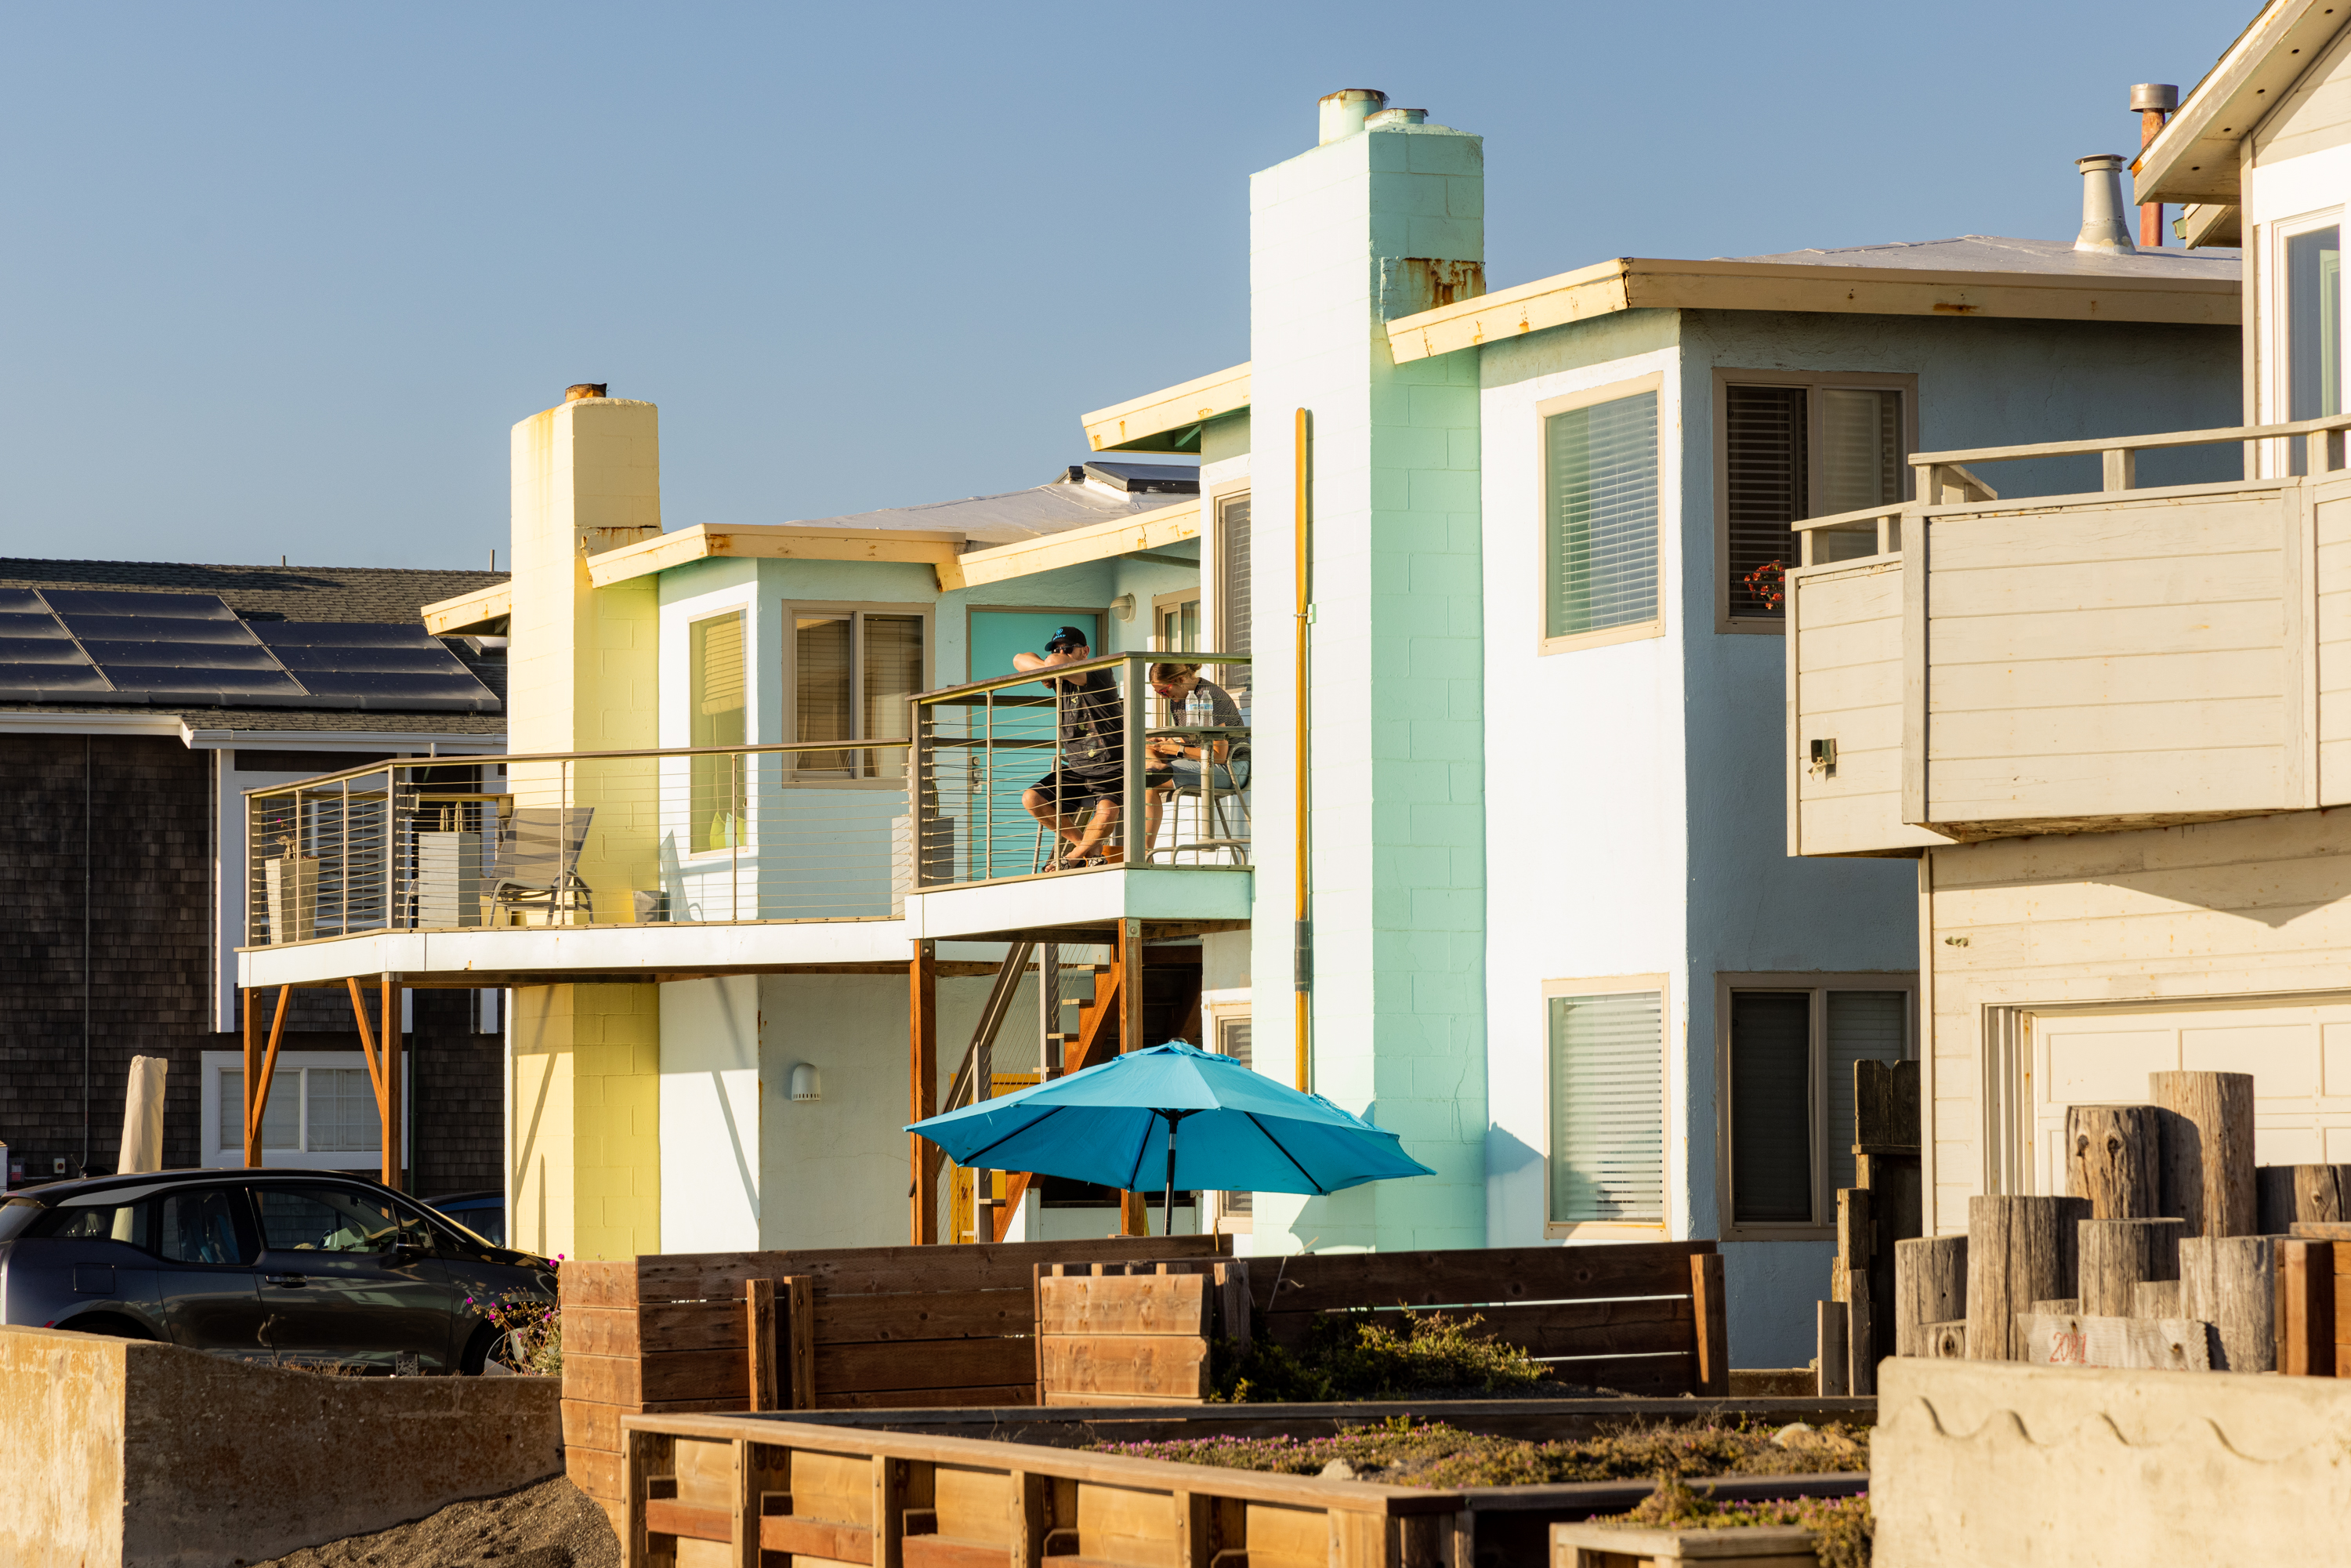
left=565, top=383, right=607, bottom=402
left=1364, top=107, right=1426, bottom=129
left=1318, top=89, right=1387, bottom=144
left=2074, top=155, right=2138, bottom=255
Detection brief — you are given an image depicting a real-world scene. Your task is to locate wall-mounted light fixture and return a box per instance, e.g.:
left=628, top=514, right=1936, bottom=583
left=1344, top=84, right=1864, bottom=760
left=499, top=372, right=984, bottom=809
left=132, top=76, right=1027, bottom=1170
left=788, top=1063, right=821, bottom=1103
left=1110, top=593, right=1136, bottom=621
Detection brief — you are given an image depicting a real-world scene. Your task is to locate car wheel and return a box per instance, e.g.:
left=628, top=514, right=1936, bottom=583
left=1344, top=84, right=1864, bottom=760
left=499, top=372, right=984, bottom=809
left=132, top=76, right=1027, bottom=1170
left=67, top=1314, right=154, bottom=1341
left=458, top=1320, right=500, bottom=1376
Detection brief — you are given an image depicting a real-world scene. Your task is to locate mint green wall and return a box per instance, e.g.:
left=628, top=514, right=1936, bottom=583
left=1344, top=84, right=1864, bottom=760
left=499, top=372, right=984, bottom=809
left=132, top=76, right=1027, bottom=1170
left=1244, top=112, right=1489, bottom=1254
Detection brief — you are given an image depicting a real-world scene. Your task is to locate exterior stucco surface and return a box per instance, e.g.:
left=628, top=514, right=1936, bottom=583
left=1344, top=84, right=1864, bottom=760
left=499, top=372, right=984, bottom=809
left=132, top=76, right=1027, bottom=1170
left=1476, top=303, right=2239, bottom=1364
left=1875, top=1357, right=2351, bottom=1567
left=0, top=1326, right=561, bottom=1568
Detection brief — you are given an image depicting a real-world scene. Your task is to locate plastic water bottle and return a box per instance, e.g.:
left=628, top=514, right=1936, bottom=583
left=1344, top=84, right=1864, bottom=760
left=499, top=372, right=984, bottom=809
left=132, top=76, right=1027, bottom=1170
left=1184, top=690, right=1212, bottom=728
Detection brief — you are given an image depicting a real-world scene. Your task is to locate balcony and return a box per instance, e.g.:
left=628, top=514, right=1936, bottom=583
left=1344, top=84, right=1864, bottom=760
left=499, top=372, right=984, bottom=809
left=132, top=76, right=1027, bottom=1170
left=1787, top=415, right=2351, bottom=855
left=236, top=656, right=1251, bottom=987
left=906, top=653, right=1252, bottom=940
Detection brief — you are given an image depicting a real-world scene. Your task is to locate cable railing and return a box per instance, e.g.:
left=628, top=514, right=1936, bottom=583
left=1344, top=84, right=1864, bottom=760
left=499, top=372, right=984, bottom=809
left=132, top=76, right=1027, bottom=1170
left=243, top=739, right=914, bottom=946
left=911, top=653, right=1252, bottom=889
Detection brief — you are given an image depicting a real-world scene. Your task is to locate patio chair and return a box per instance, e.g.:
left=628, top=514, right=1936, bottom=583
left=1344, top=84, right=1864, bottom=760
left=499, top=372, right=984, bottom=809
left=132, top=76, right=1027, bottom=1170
left=486, top=806, right=596, bottom=924
left=1154, top=744, right=1251, bottom=865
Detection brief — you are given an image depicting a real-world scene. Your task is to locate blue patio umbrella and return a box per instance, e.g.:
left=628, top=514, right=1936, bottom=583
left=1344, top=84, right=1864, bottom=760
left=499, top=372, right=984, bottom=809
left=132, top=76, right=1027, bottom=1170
left=906, top=1041, right=1435, bottom=1236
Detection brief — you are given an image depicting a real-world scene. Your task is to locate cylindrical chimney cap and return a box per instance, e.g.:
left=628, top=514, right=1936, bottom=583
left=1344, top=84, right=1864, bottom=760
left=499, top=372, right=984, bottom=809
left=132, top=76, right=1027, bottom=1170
left=1365, top=107, right=1427, bottom=129
left=1318, top=89, right=1388, bottom=144
left=565, top=383, right=608, bottom=402
left=2074, top=154, right=2138, bottom=255
left=2131, top=83, right=2180, bottom=114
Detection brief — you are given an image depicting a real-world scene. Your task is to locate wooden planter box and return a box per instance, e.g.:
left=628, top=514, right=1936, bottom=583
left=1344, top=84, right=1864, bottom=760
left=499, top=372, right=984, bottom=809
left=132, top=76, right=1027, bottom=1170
left=1551, top=1520, right=1823, bottom=1566
left=629, top=1412, right=1459, bottom=1568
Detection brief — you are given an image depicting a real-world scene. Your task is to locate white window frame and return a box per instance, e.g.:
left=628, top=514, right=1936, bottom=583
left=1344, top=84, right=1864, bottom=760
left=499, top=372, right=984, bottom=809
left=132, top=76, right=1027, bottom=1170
left=1712, top=368, right=1918, bottom=635
left=781, top=600, right=934, bottom=787
left=1713, top=972, right=1918, bottom=1240
left=199, top=1049, right=411, bottom=1171
left=1208, top=485, right=1252, bottom=657
left=1151, top=588, right=1203, bottom=654
left=1537, top=373, right=1668, bottom=656
left=1203, top=1000, right=1254, bottom=1234
left=2262, top=206, right=2348, bottom=476
left=1543, top=973, right=1672, bottom=1239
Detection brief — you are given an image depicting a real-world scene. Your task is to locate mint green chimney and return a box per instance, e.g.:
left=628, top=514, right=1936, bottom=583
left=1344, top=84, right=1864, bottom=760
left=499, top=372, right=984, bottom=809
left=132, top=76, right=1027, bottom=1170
left=1245, top=92, right=1488, bottom=1252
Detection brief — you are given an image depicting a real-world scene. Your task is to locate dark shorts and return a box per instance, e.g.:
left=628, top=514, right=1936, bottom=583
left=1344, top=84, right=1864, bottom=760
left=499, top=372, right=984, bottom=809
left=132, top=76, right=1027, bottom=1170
left=1031, top=769, right=1121, bottom=809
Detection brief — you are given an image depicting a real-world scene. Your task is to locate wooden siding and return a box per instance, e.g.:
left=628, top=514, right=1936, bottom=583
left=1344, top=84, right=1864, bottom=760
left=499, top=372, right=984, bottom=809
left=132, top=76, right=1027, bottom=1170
left=1786, top=558, right=1947, bottom=856
left=2314, top=494, right=2351, bottom=799
left=2253, top=16, right=2351, bottom=164
left=1922, top=489, right=2295, bottom=827
left=1922, top=810, right=2351, bottom=1233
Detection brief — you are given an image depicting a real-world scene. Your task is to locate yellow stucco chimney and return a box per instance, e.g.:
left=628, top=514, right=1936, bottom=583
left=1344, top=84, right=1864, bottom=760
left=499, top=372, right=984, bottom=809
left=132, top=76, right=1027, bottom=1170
left=505, top=387, right=665, bottom=1265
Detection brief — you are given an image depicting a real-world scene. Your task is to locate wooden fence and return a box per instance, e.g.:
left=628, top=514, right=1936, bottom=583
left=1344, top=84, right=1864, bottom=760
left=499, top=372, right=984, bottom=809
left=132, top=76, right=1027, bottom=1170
left=562, top=1236, right=1227, bottom=1538
left=1034, top=1261, right=1254, bottom=1406
left=1249, top=1241, right=1729, bottom=1398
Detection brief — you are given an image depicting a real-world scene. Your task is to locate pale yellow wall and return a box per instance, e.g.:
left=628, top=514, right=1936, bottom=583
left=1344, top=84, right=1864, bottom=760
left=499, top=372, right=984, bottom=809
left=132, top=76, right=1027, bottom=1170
left=505, top=393, right=665, bottom=1261
left=1922, top=807, right=2351, bottom=1233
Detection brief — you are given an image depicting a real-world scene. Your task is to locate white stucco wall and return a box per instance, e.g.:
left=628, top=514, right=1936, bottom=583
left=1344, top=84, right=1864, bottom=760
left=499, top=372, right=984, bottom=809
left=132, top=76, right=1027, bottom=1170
left=1476, top=304, right=2241, bottom=1367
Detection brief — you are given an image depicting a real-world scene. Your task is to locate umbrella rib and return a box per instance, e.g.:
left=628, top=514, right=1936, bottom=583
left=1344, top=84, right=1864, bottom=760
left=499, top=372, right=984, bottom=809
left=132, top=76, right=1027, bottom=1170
left=1248, top=1113, right=1331, bottom=1195
left=958, top=1103, right=1065, bottom=1168
left=1125, top=1108, right=1162, bottom=1194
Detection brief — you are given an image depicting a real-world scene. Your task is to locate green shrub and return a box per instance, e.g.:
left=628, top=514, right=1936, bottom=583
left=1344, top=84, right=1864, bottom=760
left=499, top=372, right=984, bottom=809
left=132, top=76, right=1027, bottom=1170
left=1210, top=1308, right=1551, bottom=1403
left=1603, top=1473, right=1872, bottom=1568
left=1089, top=1416, right=1871, bottom=1490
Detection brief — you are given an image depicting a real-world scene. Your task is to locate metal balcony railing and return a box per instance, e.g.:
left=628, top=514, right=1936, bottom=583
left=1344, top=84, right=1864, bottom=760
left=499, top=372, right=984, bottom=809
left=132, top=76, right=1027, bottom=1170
left=911, top=653, right=1252, bottom=888
left=242, top=739, right=913, bottom=946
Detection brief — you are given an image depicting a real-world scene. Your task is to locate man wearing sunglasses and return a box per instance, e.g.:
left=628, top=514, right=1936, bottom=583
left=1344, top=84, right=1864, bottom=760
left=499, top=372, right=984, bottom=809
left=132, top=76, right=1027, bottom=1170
left=1013, top=627, right=1127, bottom=870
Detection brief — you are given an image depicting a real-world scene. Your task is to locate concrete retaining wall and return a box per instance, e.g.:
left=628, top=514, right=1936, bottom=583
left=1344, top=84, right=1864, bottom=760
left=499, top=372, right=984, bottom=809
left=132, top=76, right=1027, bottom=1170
left=1875, top=1357, right=2351, bottom=1566
left=1, top=1326, right=563, bottom=1568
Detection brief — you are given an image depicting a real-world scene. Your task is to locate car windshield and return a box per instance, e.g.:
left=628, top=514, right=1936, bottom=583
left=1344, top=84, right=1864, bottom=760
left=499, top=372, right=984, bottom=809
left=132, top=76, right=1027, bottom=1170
left=0, top=1198, right=46, bottom=1243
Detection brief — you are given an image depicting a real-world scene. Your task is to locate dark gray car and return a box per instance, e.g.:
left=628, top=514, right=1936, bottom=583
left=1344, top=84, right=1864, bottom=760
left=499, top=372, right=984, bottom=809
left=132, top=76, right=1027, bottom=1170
left=0, top=1168, right=555, bottom=1374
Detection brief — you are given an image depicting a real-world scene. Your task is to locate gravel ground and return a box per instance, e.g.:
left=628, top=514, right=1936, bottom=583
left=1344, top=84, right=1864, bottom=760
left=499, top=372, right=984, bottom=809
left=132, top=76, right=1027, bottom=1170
left=247, top=1476, right=619, bottom=1568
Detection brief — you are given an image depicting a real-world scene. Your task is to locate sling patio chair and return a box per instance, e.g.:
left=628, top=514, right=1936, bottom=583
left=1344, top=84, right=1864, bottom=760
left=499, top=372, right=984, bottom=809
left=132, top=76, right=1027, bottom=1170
left=485, top=806, right=596, bottom=924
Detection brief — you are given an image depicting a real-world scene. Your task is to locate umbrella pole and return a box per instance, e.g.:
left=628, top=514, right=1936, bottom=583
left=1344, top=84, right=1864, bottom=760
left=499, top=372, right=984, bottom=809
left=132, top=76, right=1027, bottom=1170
left=1162, top=1112, right=1178, bottom=1239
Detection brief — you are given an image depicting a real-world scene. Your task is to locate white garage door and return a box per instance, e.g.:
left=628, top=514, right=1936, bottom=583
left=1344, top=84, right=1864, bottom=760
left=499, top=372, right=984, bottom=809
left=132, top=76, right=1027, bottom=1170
left=2028, top=1000, right=2351, bottom=1196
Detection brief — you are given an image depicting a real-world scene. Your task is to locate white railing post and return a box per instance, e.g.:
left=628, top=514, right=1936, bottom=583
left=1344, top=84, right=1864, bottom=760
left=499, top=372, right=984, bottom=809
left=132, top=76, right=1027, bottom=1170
left=2102, top=447, right=2136, bottom=492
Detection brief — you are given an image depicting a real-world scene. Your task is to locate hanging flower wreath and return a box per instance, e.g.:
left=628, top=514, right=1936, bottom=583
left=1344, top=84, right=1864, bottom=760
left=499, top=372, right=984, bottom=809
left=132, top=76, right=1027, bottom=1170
left=1743, top=559, right=1786, bottom=611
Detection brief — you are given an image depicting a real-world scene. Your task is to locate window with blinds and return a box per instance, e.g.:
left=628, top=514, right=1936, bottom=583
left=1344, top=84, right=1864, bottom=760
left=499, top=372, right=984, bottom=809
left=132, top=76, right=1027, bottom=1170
left=1724, top=382, right=1904, bottom=621
left=1545, top=392, right=1660, bottom=642
left=791, top=607, right=926, bottom=780
left=1730, top=991, right=1813, bottom=1224
left=690, top=611, right=746, bottom=851
left=1825, top=990, right=1908, bottom=1193
left=1218, top=493, right=1251, bottom=659
left=1216, top=1016, right=1253, bottom=1217
left=1547, top=988, right=1665, bottom=1226
left=1724, top=981, right=1913, bottom=1230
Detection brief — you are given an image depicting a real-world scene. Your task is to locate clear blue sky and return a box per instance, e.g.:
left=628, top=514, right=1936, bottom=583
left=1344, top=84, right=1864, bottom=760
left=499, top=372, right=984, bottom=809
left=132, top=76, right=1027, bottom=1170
left=0, top=2, right=2251, bottom=570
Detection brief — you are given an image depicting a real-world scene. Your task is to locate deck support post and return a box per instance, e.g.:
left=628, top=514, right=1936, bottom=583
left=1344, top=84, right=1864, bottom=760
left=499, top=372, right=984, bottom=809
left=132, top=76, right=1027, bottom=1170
left=911, top=940, right=939, bottom=1244
left=381, top=975, right=402, bottom=1190
left=245, top=984, right=293, bottom=1167
left=1118, top=919, right=1150, bottom=1237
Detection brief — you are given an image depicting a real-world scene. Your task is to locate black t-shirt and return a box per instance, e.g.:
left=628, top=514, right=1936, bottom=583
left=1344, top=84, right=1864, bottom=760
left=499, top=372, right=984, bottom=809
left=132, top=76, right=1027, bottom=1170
left=1056, top=669, right=1125, bottom=778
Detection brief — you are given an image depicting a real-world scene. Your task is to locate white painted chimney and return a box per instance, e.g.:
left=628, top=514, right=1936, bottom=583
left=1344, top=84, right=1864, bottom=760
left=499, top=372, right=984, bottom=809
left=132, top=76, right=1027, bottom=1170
left=1317, top=89, right=1387, bottom=143
left=2074, top=154, right=2138, bottom=254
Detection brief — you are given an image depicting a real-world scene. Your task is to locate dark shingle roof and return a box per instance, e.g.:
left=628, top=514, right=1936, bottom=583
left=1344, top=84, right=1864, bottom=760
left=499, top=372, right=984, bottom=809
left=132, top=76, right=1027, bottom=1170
left=0, top=557, right=509, bottom=731
left=0, top=558, right=507, bottom=624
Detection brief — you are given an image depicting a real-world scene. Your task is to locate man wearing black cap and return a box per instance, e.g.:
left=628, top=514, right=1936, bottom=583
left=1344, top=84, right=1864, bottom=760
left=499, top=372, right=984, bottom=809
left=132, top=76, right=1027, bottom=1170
left=1014, top=626, right=1126, bottom=869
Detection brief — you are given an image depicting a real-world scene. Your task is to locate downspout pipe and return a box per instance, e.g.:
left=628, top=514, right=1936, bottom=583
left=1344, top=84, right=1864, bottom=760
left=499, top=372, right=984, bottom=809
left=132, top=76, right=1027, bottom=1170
left=1293, top=408, right=1313, bottom=1092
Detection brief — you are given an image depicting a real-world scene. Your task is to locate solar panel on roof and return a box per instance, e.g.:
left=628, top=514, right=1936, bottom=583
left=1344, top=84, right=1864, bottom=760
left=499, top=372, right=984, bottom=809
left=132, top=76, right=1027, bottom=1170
left=250, top=621, right=499, bottom=712
left=0, top=588, right=114, bottom=701
left=0, top=587, right=499, bottom=713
